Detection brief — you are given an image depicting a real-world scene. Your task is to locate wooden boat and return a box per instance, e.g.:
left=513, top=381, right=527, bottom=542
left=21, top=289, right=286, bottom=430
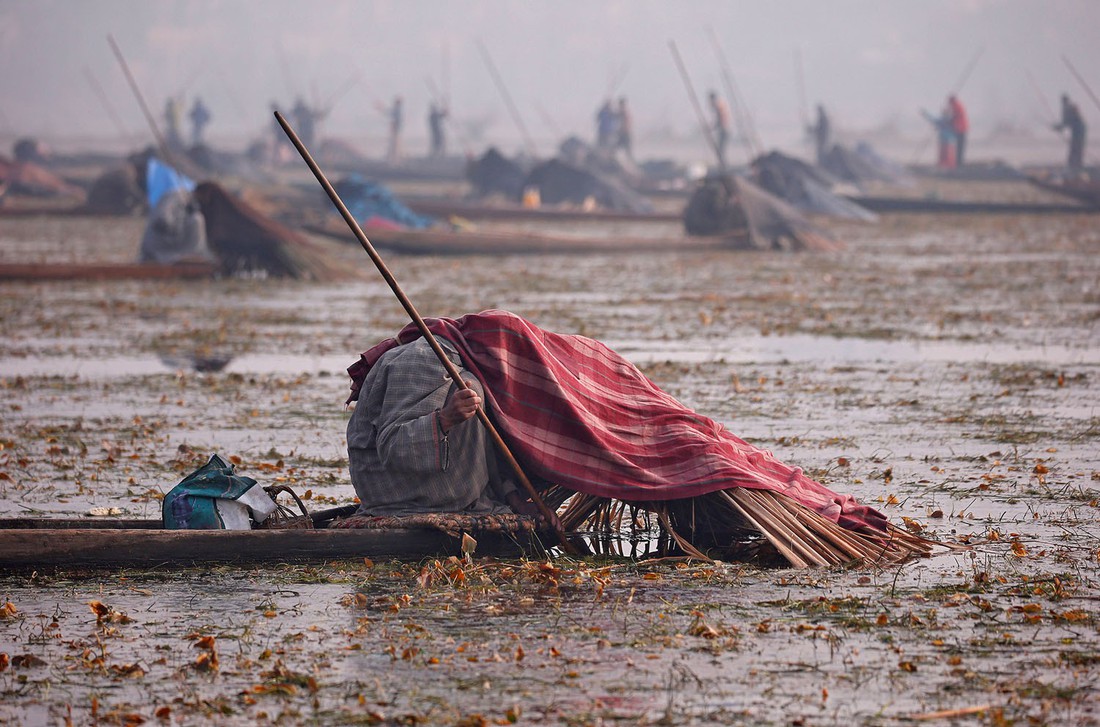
left=0, top=514, right=538, bottom=570
left=846, top=195, right=1096, bottom=215
left=1026, top=176, right=1100, bottom=209
left=405, top=197, right=681, bottom=224
left=0, top=261, right=219, bottom=282
left=303, top=218, right=735, bottom=256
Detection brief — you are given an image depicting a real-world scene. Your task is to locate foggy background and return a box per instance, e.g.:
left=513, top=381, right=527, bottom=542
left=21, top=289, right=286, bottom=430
left=1, top=0, right=1097, bottom=165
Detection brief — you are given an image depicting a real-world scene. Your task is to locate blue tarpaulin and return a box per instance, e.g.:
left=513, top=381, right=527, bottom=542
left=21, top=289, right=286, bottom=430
left=146, top=156, right=195, bottom=209
left=333, top=174, right=435, bottom=229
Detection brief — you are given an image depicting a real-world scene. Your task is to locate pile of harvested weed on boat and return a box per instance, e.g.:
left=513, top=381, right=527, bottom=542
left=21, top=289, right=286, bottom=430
left=1, top=207, right=1098, bottom=724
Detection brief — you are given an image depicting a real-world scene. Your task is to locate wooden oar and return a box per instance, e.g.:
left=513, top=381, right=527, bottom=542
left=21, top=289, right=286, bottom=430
left=275, top=112, right=575, bottom=555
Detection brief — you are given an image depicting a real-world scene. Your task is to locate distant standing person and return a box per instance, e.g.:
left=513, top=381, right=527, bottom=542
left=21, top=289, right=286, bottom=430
left=164, top=97, right=183, bottom=149
left=428, top=102, right=448, bottom=158
left=810, top=104, right=831, bottom=165
left=189, top=97, right=211, bottom=146
left=708, top=91, right=731, bottom=168
left=1054, top=93, right=1087, bottom=172
left=921, top=103, right=957, bottom=170
left=595, top=100, right=618, bottom=150
left=291, top=97, right=319, bottom=149
left=386, top=96, right=404, bottom=164
left=616, top=97, right=633, bottom=158
left=947, top=95, right=968, bottom=167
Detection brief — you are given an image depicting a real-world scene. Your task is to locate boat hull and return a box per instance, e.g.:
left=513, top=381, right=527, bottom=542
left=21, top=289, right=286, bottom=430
left=0, top=522, right=532, bottom=570
left=0, top=262, right=218, bottom=282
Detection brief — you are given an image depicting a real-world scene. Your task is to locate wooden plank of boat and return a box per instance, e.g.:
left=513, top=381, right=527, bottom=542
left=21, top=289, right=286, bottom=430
left=0, top=519, right=531, bottom=569
left=304, top=219, right=730, bottom=256
left=1026, top=176, right=1100, bottom=208
left=405, top=197, right=681, bottom=224
left=847, top=196, right=1096, bottom=215
left=0, top=261, right=218, bottom=282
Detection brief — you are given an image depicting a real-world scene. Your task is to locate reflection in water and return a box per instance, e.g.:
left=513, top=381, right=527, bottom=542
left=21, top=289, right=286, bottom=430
left=157, top=352, right=235, bottom=373
left=0, top=333, right=1095, bottom=380
left=609, top=333, right=1098, bottom=366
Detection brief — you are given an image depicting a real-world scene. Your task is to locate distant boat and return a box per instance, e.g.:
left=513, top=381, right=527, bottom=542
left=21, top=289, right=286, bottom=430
left=0, top=261, right=218, bottom=282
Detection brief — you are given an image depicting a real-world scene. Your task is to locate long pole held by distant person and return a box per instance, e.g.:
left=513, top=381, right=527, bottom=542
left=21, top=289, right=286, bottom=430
left=475, top=40, right=538, bottom=158
left=274, top=111, right=575, bottom=555
left=1023, top=67, right=1065, bottom=138
left=83, top=66, right=132, bottom=141
left=952, top=46, right=985, bottom=95
left=708, top=28, right=762, bottom=159
left=912, top=46, right=984, bottom=164
left=668, top=40, right=723, bottom=171
left=107, top=34, right=174, bottom=165
left=794, top=48, right=809, bottom=133
left=1063, top=55, right=1100, bottom=116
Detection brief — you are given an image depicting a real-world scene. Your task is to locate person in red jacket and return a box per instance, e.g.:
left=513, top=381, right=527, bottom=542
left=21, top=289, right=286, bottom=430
left=947, top=95, right=969, bottom=167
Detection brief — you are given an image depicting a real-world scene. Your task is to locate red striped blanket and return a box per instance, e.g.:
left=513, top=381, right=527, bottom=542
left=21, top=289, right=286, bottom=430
left=348, top=310, right=887, bottom=533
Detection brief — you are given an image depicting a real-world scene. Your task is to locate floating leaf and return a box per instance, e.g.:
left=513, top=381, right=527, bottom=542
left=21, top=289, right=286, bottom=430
left=461, top=533, right=478, bottom=555
left=111, top=662, right=146, bottom=678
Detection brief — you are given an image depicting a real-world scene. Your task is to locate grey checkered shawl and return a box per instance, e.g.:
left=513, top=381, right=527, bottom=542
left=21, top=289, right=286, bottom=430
left=347, top=337, right=516, bottom=516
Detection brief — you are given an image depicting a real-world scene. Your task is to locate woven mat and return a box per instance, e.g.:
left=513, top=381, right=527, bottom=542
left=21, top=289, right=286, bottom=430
left=331, top=512, right=539, bottom=538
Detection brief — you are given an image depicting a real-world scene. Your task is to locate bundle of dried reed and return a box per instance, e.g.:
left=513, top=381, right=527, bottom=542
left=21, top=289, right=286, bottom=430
left=545, top=485, right=944, bottom=568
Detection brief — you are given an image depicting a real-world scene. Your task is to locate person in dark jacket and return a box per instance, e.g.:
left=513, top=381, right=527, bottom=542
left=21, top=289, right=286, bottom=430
left=1054, top=93, right=1088, bottom=171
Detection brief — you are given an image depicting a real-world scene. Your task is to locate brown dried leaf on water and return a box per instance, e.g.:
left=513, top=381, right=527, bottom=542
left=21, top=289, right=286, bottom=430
left=898, top=660, right=917, bottom=672
left=0, top=601, right=17, bottom=619
left=1052, top=609, right=1090, bottom=623
left=688, top=611, right=722, bottom=639
left=461, top=532, right=478, bottom=555
left=193, top=635, right=216, bottom=652
left=11, top=653, right=47, bottom=668
left=193, top=650, right=219, bottom=672
left=154, top=705, right=171, bottom=720
left=110, top=662, right=146, bottom=678
left=0, top=653, right=7, bottom=672
left=89, top=600, right=132, bottom=625
left=249, top=682, right=298, bottom=696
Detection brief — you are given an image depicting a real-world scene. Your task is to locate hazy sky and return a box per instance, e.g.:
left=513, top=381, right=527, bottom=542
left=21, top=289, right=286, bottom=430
left=1, top=0, right=1097, bottom=157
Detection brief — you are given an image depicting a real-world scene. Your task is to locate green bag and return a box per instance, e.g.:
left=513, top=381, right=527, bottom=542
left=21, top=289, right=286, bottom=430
left=162, top=454, right=276, bottom=529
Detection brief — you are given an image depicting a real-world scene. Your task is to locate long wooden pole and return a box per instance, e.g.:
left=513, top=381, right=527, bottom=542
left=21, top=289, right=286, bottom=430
left=951, top=46, right=984, bottom=95
left=475, top=40, right=538, bottom=158
left=1063, top=55, right=1100, bottom=116
left=794, top=48, right=809, bottom=132
left=106, top=34, right=173, bottom=164
left=707, top=28, right=762, bottom=159
left=668, top=40, right=723, bottom=171
left=275, top=111, right=574, bottom=554
left=911, top=46, right=984, bottom=164
left=83, top=66, right=132, bottom=141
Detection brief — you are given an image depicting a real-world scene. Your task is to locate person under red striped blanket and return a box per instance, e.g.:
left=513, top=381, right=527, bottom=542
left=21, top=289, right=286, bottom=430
left=347, top=335, right=543, bottom=520
left=347, top=310, right=888, bottom=536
